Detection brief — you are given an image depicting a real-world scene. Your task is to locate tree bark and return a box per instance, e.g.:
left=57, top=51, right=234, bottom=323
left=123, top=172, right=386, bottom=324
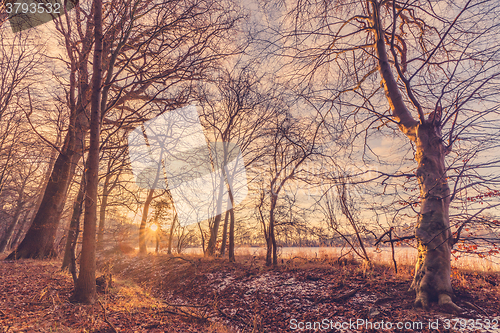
left=266, top=195, right=277, bottom=266
left=139, top=189, right=154, bottom=254
left=0, top=174, right=27, bottom=252
left=206, top=173, right=226, bottom=256
left=220, top=209, right=230, bottom=257
left=206, top=214, right=222, bottom=256
left=228, top=208, right=235, bottom=262
left=371, top=1, right=458, bottom=311
left=72, top=0, right=102, bottom=304
left=409, top=121, right=460, bottom=312
left=167, top=212, right=177, bottom=255
left=97, top=172, right=111, bottom=249
left=0, top=196, right=24, bottom=253
left=198, top=222, right=206, bottom=255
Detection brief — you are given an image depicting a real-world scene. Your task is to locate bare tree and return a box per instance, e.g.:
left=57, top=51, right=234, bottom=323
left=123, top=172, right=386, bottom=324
left=72, top=0, right=103, bottom=304
left=97, top=134, right=127, bottom=249
left=270, top=0, right=500, bottom=311
left=259, top=103, right=323, bottom=266
left=61, top=171, right=85, bottom=282
left=9, top=0, right=243, bottom=260
left=0, top=143, right=43, bottom=253
left=317, top=181, right=372, bottom=266
left=198, top=63, right=273, bottom=259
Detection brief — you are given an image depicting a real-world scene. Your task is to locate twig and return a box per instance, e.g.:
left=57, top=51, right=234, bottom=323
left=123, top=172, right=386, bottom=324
left=463, top=301, right=488, bottom=316
left=382, top=235, right=415, bottom=243
left=217, top=308, right=252, bottom=328
left=375, top=228, right=402, bottom=273
left=98, top=300, right=118, bottom=333
left=162, top=301, right=210, bottom=308
left=166, top=256, right=193, bottom=263
left=375, top=229, right=391, bottom=247
left=389, top=229, right=398, bottom=274
left=24, top=88, right=63, bottom=155
left=331, top=288, right=360, bottom=302
left=313, top=286, right=363, bottom=305
left=290, top=256, right=308, bottom=261
left=162, top=306, right=210, bottom=322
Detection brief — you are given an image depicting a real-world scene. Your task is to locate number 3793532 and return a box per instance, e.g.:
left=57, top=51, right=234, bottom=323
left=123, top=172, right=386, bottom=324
left=5, top=1, right=62, bottom=15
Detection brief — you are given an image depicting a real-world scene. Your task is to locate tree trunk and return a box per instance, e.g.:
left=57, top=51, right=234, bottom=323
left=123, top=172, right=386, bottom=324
left=155, top=228, right=160, bottom=253
left=6, top=131, right=83, bottom=260
left=8, top=209, right=31, bottom=250
left=31, top=141, right=60, bottom=217
left=206, top=214, right=222, bottom=256
left=409, top=122, right=460, bottom=312
left=198, top=222, right=206, bottom=255
left=266, top=195, right=277, bottom=266
left=206, top=173, right=226, bottom=256
left=62, top=172, right=86, bottom=276
left=72, top=0, right=102, bottom=304
left=8, top=145, right=60, bottom=254
left=265, top=228, right=272, bottom=266
left=0, top=174, right=27, bottom=252
left=9, top=220, right=25, bottom=251
left=167, top=212, right=177, bottom=255
left=271, top=218, right=278, bottom=266
left=220, top=209, right=230, bottom=257
left=371, top=1, right=458, bottom=311
left=0, top=197, right=24, bottom=253
left=226, top=186, right=236, bottom=262
left=228, top=208, right=235, bottom=262
left=97, top=173, right=111, bottom=249
left=139, top=189, right=154, bottom=254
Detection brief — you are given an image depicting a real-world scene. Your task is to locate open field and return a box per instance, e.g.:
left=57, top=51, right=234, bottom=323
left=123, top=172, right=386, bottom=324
left=182, top=246, right=500, bottom=273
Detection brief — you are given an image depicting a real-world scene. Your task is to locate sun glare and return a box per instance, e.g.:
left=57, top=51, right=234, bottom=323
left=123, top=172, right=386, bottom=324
left=150, top=224, right=158, bottom=232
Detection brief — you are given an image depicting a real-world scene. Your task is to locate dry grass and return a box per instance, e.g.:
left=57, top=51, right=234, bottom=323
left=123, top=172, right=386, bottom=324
left=1, top=247, right=497, bottom=332
left=230, top=245, right=500, bottom=272
left=98, top=250, right=499, bottom=332
left=0, top=255, right=235, bottom=332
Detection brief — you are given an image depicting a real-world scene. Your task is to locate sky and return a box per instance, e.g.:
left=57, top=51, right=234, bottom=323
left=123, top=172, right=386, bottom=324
left=2, top=0, right=500, bottom=244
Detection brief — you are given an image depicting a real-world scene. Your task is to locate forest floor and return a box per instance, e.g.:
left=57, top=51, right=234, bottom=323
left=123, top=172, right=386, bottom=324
left=0, top=251, right=499, bottom=333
